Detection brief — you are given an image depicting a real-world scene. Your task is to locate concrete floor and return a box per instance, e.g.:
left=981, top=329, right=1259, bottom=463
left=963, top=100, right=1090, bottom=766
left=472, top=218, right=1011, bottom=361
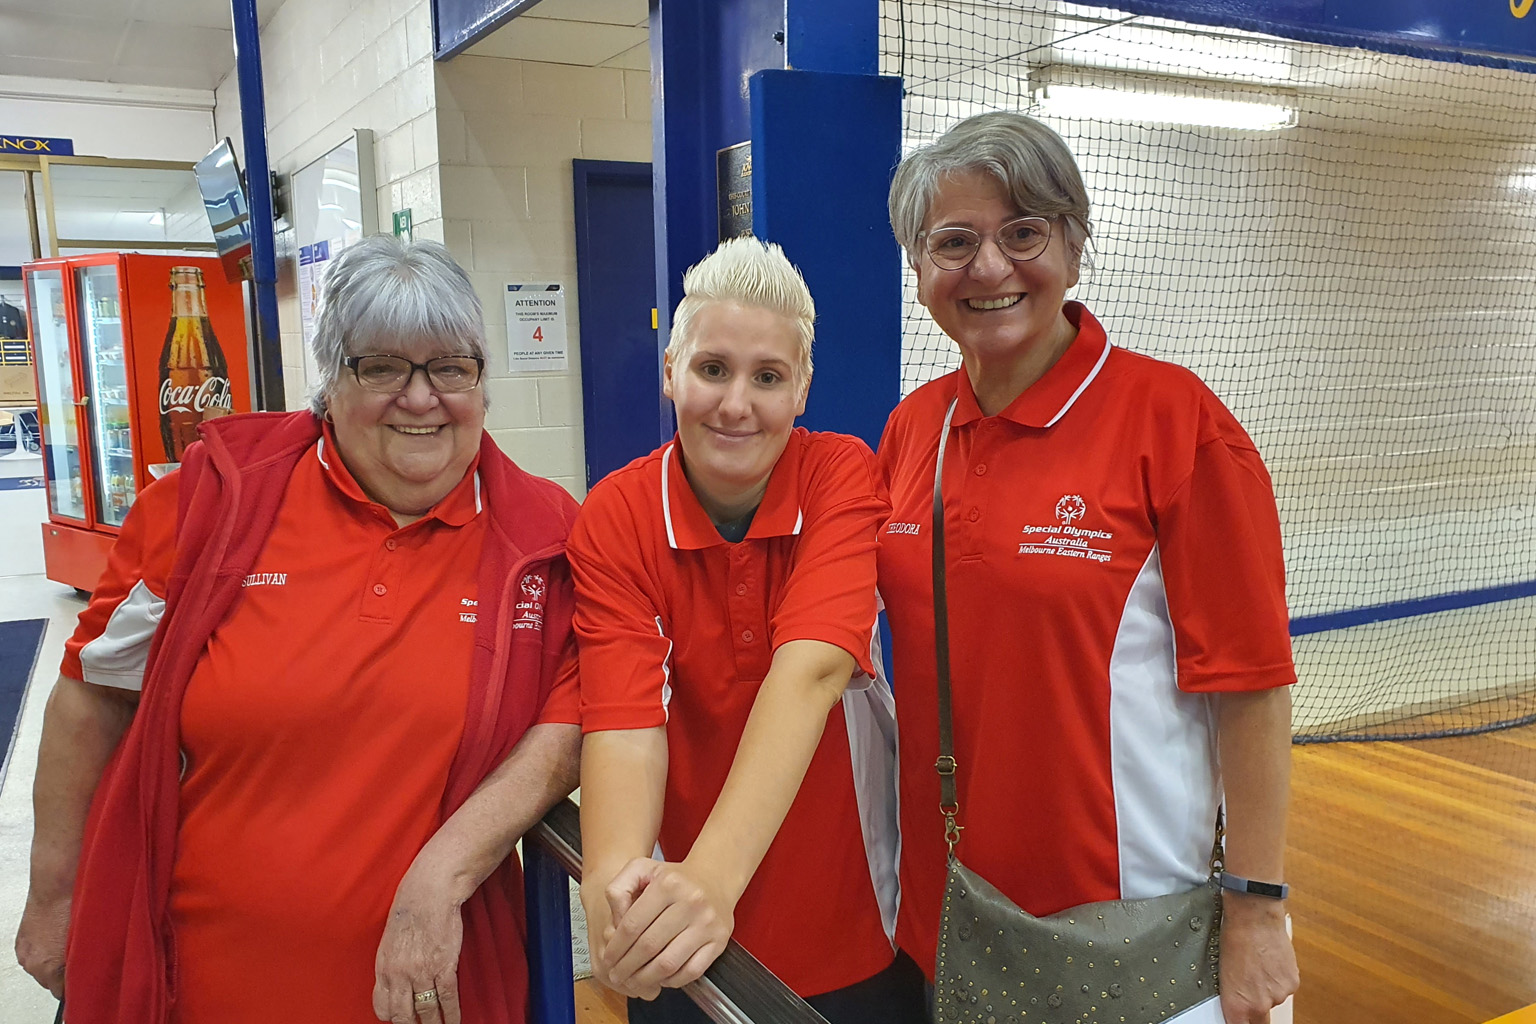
left=0, top=447, right=80, bottom=1018
left=0, top=581, right=86, bottom=1022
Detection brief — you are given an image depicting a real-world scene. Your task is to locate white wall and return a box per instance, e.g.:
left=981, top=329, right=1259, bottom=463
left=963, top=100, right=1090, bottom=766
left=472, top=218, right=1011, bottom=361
left=0, top=78, right=217, bottom=267
left=214, top=0, right=440, bottom=411
left=435, top=54, right=652, bottom=498
left=0, top=78, right=216, bottom=162
left=883, top=0, right=1536, bottom=731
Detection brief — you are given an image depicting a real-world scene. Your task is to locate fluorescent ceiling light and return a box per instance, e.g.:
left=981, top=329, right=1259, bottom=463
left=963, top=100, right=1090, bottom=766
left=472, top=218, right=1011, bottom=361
left=1053, top=7, right=1297, bottom=85
left=1052, top=25, right=1295, bottom=84
left=1510, top=171, right=1536, bottom=193
left=1036, top=85, right=1296, bottom=131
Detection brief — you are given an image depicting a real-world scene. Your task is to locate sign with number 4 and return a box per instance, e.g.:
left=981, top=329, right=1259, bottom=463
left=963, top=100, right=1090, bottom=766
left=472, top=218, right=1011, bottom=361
left=504, top=283, right=569, bottom=373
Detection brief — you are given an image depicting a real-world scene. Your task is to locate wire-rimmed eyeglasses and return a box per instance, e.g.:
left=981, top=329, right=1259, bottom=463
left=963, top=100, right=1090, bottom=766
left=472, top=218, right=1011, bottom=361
left=919, top=216, right=1053, bottom=271
left=342, top=354, right=485, bottom=394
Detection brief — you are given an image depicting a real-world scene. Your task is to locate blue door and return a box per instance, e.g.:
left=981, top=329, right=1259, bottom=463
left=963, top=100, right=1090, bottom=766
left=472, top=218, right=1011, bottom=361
left=573, top=160, right=667, bottom=490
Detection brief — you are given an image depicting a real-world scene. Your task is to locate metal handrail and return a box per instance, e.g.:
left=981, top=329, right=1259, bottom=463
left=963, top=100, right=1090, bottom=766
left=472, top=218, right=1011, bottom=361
left=525, top=799, right=831, bottom=1024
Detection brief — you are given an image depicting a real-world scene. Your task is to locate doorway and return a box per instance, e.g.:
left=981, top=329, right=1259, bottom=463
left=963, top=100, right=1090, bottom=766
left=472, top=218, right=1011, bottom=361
left=572, top=159, right=668, bottom=490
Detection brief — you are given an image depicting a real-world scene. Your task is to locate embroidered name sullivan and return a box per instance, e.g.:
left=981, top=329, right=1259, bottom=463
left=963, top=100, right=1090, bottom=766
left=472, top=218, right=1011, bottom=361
left=241, top=572, right=288, bottom=587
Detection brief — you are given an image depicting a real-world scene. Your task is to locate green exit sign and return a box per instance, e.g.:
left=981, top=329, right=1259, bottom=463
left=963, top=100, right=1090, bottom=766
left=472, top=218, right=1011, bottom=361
left=392, top=209, right=413, bottom=242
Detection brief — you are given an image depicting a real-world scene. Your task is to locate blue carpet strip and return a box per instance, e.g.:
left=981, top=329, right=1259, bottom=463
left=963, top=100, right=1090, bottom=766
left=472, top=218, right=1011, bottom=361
left=0, top=618, right=46, bottom=787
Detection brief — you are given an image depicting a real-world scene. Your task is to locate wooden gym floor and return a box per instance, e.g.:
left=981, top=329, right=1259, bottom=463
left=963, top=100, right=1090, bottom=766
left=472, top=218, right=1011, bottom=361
left=575, top=721, right=1536, bottom=1024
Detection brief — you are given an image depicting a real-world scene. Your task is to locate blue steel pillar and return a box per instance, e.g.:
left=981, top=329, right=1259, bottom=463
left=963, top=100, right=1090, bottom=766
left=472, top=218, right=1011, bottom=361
left=524, top=842, right=576, bottom=1024
left=650, top=0, right=901, bottom=448
left=231, top=0, right=285, bottom=411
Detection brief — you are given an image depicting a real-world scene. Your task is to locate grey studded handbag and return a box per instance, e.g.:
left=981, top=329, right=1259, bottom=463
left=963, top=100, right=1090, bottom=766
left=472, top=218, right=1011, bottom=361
left=927, top=397, right=1223, bottom=1024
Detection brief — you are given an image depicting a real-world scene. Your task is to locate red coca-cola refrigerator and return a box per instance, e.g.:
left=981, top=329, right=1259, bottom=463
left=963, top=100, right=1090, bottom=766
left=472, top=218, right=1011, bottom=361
left=24, top=253, right=250, bottom=592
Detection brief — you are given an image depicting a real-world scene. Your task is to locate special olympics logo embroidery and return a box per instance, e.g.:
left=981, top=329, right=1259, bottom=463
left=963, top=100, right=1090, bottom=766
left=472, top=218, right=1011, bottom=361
left=514, top=573, right=548, bottom=631
left=1055, top=495, right=1087, bottom=526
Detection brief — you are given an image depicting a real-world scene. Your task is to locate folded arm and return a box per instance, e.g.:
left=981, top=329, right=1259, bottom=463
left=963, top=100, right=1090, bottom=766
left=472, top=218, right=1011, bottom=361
left=599, top=639, right=856, bottom=997
left=579, top=726, right=670, bottom=995
left=374, top=721, right=581, bottom=1024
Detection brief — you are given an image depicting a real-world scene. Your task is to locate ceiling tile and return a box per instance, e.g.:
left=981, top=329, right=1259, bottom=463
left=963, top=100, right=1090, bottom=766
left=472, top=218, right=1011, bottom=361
left=0, top=10, right=126, bottom=63
left=116, top=20, right=233, bottom=75
left=523, top=0, right=647, bottom=28
left=0, top=0, right=123, bottom=18
left=599, top=40, right=649, bottom=71
left=125, top=0, right=235, bottom=32
left=107, top=63, right=225, bottom=91
left=0, top=54, right=116, bottom=83
left=465, top=17, right=645, bottom=65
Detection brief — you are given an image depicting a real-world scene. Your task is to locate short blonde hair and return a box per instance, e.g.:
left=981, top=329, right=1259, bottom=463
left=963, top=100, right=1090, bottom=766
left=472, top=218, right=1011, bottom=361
left=666, top=237, right=815, bottom=387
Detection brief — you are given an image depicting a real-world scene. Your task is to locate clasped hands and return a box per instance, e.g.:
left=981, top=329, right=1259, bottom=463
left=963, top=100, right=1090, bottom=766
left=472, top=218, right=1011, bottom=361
left=587, top=857, right=737, bottom=1001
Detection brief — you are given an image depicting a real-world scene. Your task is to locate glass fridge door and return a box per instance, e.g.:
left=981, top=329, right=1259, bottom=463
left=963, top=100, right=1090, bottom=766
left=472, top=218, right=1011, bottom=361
left=76, top=264, right=135, bottom=528
left=27, top=268, right=87, bottom=522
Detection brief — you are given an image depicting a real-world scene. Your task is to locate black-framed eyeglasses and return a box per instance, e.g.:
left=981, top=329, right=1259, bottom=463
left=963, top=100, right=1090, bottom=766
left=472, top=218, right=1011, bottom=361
left=919, top=215, right=1054, bottom=271
left=342, top=354, right=485, bottom=394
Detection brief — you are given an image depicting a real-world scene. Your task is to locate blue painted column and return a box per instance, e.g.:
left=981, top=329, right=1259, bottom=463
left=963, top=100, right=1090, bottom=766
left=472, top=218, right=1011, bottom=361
left=524, top=842, right=576, bottom=1024
left=231, top=0, right=285, bottom=411
left=650, top=0, right=901, bottom=448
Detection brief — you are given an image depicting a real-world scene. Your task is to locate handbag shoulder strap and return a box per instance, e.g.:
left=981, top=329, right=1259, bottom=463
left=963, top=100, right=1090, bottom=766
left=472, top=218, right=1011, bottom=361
left=928, top=393, right=1226, bottom=870
left=932, top=397, right=961, bottom=852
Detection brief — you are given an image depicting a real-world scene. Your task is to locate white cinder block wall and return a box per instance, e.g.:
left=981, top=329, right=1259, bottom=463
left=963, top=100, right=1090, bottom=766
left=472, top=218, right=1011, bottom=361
left=213, top=0, right=441, bottom=412
left=435, top=54, right=652, bottom=498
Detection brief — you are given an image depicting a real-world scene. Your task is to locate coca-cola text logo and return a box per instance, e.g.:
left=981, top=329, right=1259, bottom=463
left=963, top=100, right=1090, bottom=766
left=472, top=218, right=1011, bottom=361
left=160, top=376, right=232, bottom=416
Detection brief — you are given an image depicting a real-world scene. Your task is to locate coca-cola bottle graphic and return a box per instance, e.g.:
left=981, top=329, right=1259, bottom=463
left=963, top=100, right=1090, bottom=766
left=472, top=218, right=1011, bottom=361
left=158, top=266, right=232, bottom=462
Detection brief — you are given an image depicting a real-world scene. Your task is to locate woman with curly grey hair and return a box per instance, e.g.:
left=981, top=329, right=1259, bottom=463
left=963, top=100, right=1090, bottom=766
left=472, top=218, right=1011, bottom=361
left=18, top=235, right=581, bottom=1024
left=876, top=111, right=1300, bottom=1024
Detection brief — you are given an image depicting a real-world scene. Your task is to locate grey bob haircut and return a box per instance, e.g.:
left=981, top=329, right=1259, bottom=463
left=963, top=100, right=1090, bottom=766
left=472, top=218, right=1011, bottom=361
left=310, top=234, right=488, bottom=416
left=889, top=111, right=1092, bottom=269
left=667, top=236, right=816, bottom=389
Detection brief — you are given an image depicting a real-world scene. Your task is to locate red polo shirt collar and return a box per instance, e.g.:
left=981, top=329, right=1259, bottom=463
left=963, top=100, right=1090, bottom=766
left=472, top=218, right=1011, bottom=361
left=315, top=422, right=482, bottom=527
left=951, top=301, right=1112, bottom=429
left=660, top=428, right=807, bottom=550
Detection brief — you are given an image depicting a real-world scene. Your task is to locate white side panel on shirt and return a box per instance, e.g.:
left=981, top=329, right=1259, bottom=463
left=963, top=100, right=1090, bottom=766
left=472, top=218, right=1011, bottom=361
left=1107, top=544, right=1222, bottom=900
left=843, top=622, right=902, bottom=943
left=654, top=615, right=673, bottom=720
left=77, top=579, right=164, bottom=691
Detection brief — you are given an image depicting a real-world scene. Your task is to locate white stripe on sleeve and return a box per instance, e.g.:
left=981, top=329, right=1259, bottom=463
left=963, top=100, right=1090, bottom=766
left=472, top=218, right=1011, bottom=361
left=77, top=579, right=165, bottom=691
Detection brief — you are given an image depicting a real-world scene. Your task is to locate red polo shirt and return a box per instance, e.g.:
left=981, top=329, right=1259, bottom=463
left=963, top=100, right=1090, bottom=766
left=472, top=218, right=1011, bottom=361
left=877, top=303, right=1295, bottom=976
left=570, top=427, right=896, bottom=997
left=63, top=427, right=578, bottom=1024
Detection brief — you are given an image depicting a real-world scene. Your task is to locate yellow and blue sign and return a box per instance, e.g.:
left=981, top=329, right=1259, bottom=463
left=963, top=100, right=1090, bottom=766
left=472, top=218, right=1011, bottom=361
left=0, top=136, right=74, bottom=155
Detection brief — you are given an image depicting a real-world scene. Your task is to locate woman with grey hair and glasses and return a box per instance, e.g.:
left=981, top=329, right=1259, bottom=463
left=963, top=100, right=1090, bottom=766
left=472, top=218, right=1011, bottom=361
left=876, top=111, right=1299, bottom=1024
left=17, top=235, right=582, bottom=1024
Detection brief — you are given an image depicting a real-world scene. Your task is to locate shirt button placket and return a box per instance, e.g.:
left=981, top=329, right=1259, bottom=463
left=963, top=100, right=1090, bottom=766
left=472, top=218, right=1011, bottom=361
left=366, top=532, right=402, bottom=618
left=959, top=442, right=990, bottom=559
left=728, top=546, right=764, bottom=670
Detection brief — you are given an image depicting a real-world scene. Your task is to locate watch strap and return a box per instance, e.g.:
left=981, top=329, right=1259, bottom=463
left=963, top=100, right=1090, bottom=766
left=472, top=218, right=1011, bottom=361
left=1219, top=871, right=1289, bottom=900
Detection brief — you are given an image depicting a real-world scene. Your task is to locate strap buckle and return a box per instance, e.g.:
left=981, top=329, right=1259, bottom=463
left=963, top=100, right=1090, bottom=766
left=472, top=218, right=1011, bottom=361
left=940, top=803, right=964, bottom=853
left=934, top=754, right=957, bottom=776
